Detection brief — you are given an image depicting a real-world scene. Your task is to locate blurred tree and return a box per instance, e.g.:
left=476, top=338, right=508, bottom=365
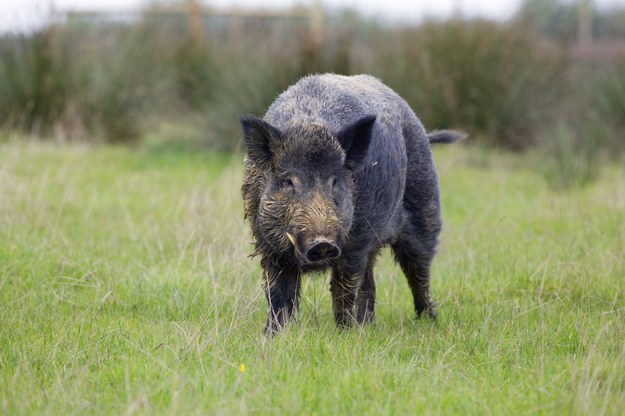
left=517, top=0, right=578, bottom=40
left=517, top=0, right=625, bottom=40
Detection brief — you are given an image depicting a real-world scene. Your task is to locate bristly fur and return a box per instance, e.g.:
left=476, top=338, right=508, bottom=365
left=241, top=74, right=463, bottom=335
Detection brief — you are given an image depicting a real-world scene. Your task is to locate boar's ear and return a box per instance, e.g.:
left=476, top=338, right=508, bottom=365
left=240, top=115, right=282, bottom=170
left=336, top=114, right=376, bottom=170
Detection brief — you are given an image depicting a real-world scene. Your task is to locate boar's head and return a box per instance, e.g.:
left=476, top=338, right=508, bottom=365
left=241, top=114, right=376, bottom=267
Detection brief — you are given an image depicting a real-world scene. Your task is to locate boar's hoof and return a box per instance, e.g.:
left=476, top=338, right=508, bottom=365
left=335, top=312, right=355, bottom=330
left=264, top=321, right=283, bottom=337
left=416, top=302, right=437, bottom=320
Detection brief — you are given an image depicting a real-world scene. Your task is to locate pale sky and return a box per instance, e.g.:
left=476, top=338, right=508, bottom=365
left=1, top=0, right=624, bottom=33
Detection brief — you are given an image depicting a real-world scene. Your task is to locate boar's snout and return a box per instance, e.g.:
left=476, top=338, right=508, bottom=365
left=287, top=231, right=342, bottom=264
left=304, top=239, right=341, bottom=263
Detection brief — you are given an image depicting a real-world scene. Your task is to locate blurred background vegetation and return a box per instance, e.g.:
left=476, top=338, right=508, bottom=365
left=1, top=0, right=624, bottom=188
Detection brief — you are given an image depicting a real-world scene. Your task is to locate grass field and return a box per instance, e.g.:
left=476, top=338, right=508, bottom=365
left=1, top=138, right=624, bottom=415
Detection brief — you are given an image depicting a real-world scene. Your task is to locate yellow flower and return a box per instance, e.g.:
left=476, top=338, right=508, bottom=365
left=239, top=363, right=246, bottom=373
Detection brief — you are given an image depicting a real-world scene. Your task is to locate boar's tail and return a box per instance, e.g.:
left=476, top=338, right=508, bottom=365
left=427, top=130, right=467, bottom=144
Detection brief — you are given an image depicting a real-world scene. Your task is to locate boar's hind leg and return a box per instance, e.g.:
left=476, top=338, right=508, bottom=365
left=262, top=259, right=300, bottom=335
left=392, top=241, right=437, bottom=320
left=392, top=229, right=436, bottom=318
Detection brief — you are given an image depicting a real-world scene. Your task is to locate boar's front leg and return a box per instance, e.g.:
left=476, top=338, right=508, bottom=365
left=262, top=257, right=300, bottom=335
left=355, top=260, right=376, bottom=325
left=330, top=262, right=366, bottom=329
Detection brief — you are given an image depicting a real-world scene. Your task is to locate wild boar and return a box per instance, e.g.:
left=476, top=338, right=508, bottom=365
left=241, top=74, right=464, bottom=335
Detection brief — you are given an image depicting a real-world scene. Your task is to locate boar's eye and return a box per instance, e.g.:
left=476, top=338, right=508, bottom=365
left=330, top=176, right=339, bottom=193
left=329, top=176, right=342, bottom=206
left=280, top=176, right=301, bottom=193
left=281, top=177, right=295, bottom=191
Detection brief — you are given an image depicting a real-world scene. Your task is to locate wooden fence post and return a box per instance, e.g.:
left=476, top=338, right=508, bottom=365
left=309, top=0, right=325, bottom=48
left=578, top=0, right=592, bottom=47
left=187, top=0, right=204, bottom=42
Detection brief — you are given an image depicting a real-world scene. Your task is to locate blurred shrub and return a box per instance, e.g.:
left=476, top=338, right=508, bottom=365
left=0, top=31, right=74, bottom=136
left=0, top=24, right=171, bottom=142
left=590, top=62, right=625, bottom=156
left=537, top=120, right=603, bottom=189
left=1, top=9, right=622, bottom=166
left=174, top=38, right=216, bottom=111
left=196, top=16, right=361, bottom=150
left=200, top=28, right=307, bottom=150
left=77, top=24, right=173, bottom=143
left=517, top=0, right=625, bottom=41
left=533, top=57, right=625, bottom=189
left=366, top=20, right=565, bottom=149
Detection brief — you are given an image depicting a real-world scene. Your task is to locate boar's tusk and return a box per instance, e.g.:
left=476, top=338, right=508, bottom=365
left=285, top=232, right=297, bottom=247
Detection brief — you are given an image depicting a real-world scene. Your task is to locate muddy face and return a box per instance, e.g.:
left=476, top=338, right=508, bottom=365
left=257, top=125, right=354, bottom=266
left=260, top=163, right=353, bottom=265
left=241, top=114, right=376, bottom=266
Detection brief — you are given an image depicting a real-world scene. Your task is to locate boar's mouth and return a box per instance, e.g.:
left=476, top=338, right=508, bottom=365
left=286, top=231, right=342, bottom=265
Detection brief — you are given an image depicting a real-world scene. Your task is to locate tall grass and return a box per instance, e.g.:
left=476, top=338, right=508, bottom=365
left=1, top=139, right=624, bottom=414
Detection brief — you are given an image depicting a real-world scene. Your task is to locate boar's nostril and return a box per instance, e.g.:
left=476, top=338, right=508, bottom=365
left=304, top=241, right=341, bottom=262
